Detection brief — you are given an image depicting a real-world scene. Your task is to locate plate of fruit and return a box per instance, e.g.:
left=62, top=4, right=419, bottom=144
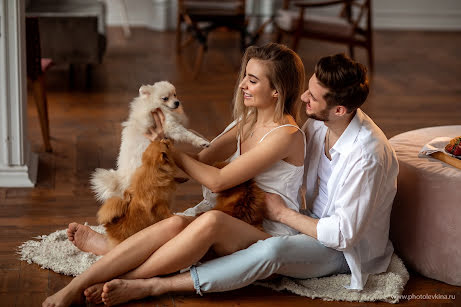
left=445, top=136, right=461, bottom=159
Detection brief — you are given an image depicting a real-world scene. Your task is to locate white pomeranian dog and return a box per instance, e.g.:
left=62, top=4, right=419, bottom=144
left=91, top=81, right=210, bottom=202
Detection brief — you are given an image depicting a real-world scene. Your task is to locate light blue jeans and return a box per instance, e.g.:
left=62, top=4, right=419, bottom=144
left=189, top=232, right=350, bottom=295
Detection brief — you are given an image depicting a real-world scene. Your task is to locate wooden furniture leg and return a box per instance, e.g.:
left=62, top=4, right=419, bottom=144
left=30, top=75, right=52, bottom=152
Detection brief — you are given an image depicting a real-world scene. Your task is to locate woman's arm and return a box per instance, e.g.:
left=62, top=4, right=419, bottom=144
left=173, top=127, right=302, bottom=193
left=146, top=109, right=238, bottom=165
left=148, top=109, right=303, bottom=193
left=195, top=125, right=238, bottom=165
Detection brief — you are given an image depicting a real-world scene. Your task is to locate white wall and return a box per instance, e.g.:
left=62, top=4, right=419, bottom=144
left=105, top=0, right=461, bottom=31
left=374, top=0, right=461, bottom=30
left=105, top=0, right=173, bottom=30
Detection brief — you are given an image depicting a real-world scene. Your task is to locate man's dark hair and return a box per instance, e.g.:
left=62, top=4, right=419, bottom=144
left=314, top=54, right=369, bottom=113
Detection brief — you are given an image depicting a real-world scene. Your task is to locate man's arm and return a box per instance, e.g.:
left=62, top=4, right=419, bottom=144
left=265, top=157, right=391, bottom=250
left=265, top=193, right=319, bottom=239
left=315, top=158, right=387, bottom=250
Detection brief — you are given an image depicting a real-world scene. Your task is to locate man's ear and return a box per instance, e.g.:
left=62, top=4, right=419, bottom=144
left=335, top=106, right=348, bottom=117
left=139, top=85, right=150, bottom=97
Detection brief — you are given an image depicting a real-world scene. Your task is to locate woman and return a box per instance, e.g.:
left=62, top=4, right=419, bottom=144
left=43, top=42, right=306, bottom=307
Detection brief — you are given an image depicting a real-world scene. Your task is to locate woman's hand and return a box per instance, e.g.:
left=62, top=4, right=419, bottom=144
left=144, top=109, right=166, bottom=141
left=264, top=192, right=290, bottom=222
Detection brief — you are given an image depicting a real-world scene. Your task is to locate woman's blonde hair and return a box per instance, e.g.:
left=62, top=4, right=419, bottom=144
left=233, top=43, right=305, bottom=140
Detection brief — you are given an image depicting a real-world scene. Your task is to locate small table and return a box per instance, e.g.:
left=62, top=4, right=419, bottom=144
left=389, top=125, right=461, bottom=286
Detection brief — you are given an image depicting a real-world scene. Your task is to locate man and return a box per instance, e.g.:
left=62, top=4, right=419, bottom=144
left=263, top=53, right=399, bottom=290
left=92, top=54, right=399, bottom=304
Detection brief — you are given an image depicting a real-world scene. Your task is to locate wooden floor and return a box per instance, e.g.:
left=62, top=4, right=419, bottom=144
left=1, top=27, right=461, bottom=306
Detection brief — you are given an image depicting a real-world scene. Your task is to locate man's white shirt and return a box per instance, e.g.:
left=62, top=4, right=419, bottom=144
left=302, top=109, right=399, bottom=290
left=311, top=149, right=332, bottom=218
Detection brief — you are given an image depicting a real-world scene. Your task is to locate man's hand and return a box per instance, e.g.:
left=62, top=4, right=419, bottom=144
left=264, top=192, right=290, bottom=222
left=144, top=109, right=166, bottom=141
left=265, top=192, right=319, bottom=239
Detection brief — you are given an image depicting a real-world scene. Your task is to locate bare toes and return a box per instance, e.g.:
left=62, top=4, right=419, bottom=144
left=102, top=279, right=120, bottom=293
left=84, top=283, right=104, bottom=304
left=68, top=223, right=109, bottom=255
left=66, top=222, right=79, bottom=241
left=101, top=279, right=153, bottom=306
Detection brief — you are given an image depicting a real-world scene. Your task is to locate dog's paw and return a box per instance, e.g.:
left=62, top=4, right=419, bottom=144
left=200, top=141, right=210, bottom=148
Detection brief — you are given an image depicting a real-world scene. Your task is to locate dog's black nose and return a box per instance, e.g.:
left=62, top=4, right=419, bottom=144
left=174, top=101, right=180, bottom=108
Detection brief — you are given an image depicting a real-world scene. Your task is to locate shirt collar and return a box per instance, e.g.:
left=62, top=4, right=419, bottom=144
left=329, top=108, right=364, bottom=155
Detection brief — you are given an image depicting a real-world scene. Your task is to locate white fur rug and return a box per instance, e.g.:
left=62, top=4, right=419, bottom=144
left=18, top=226, right=408, bottom=303
left=256, top=253, right=409, bottom=303
left=18, top=224, right=105, bottom=276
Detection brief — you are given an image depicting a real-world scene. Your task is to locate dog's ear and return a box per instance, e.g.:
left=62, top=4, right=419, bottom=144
left=160, top=151, right=170, bottom=164
left=139, top=85, right=151, bottom=97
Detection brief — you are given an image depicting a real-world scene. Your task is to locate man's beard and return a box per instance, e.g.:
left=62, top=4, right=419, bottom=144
left=307, top=106, right=331, bottom=122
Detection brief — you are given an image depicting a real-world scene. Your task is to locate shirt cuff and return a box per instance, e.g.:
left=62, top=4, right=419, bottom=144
left=316, top=215, right=341, bottom=249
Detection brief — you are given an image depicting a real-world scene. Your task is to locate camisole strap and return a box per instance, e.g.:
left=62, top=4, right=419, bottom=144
left=259, top=124, right=306, bottom=158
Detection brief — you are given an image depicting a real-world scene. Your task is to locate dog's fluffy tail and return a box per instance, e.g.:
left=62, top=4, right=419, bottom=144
left=90, top=168, right=121, bottom=203
left=97, top=193, right=131, bottom=225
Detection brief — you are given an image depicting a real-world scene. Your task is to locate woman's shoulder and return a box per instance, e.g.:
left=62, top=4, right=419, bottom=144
left=276, top=115, right=304, bottom=138
left=259, top=120, right=305, bottom=164
left=261, top=123, right=304, bottom=146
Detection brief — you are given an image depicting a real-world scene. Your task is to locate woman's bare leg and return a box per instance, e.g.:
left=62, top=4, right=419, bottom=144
left=121, top=210, right=270, bottom=279
left=90, top=210, right=270, bottom=302
left=43, top=211, right=268, bottom=307
left=42, top=215, right=192, bottom=307
left=100, top=210, right=269, bottom=306
left=88, top=209, right=269, bottom=303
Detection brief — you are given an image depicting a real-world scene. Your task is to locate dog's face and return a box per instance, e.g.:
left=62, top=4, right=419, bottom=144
left=142, top=138, right=176, bottom=172
left=139, top=81, right=185, bottom=115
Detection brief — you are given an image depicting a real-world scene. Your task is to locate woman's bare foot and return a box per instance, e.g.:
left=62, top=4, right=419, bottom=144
left=84, top=283, right=104, bottom=304
left=101, top=278, right=164, bottom=306
left=42, top=286, right=81, bottom=307
left=67, top=222, right=110, bottom=255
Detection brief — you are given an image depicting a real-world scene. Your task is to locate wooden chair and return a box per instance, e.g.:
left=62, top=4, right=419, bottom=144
left=26, top=0, right=107, bottom=88
left=176, top=0, right=248, bottom=78
left=26, top=17, right=53, bottom=152
left=275, top=0, right=374, bottom=70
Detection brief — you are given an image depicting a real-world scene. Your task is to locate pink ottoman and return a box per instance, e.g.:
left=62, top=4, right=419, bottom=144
left=389, top=125, right=461, bottom=286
